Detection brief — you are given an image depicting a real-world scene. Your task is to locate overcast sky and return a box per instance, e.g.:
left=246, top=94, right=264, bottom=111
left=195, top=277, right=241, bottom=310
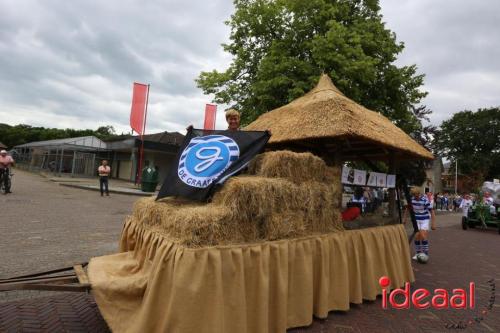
left=1, top=0, right=499, bottom=135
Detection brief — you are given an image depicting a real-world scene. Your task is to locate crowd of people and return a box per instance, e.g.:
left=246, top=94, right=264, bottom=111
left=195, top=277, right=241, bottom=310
left=349, top=186, right=387, bottom=214
left=433, top=192, right=466, bottom=212
left=348, top=186, right=497, bottom=218
left=432, top=191, right=497, bottom=216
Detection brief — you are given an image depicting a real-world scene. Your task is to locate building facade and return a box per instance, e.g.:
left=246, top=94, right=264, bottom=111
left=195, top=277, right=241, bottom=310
left=13, top=132, right=184, bottom=184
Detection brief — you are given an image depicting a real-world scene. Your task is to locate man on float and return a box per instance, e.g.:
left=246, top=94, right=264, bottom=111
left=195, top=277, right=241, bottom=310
left=225, top=109, right=241, bottom=131
left=186, top=108, right=242, bottom=132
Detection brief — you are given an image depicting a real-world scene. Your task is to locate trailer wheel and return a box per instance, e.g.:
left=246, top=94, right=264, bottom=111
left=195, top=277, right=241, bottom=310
left=462, top=217, right=468, bottom=230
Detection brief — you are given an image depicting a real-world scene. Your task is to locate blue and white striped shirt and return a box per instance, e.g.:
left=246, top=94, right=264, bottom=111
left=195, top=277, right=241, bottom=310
left=411, top=195, right=432, bottom=221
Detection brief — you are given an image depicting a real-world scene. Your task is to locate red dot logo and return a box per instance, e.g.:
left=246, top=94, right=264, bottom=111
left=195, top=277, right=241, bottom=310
left=379, top=276, right=391, bottom=288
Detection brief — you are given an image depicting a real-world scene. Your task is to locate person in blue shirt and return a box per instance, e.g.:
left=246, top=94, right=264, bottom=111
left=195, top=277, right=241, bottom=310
left=351, top=186, right=367, bottom=213
left=408, top=187, right=436, bottom=260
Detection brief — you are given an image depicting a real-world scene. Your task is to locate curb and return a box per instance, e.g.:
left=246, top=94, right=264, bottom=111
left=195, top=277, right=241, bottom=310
left=58, top=183, right=156, bottom=197
left=49, top=178, right=91, bottom=183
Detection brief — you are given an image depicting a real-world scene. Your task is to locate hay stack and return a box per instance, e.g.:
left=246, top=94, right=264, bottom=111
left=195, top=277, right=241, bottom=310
left=131, top=150, right=343, bottom=247
left=247, top=150, right=337, bottom=183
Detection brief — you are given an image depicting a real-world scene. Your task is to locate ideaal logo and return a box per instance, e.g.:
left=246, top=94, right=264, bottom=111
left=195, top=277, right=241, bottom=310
left=378, top=276, right=475, bottom=310
left=379, top=276, right=496, bottom=330
left=178, top=135, right=239, bottom=188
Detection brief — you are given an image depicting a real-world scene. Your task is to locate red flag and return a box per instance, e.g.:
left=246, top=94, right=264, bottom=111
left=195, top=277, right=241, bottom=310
left=203, top=104, right=217, bottom=130
left=130, top=83, right=149, bottom=136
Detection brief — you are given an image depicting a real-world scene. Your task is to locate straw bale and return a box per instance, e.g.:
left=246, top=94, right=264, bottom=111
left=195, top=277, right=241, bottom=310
left=132, top=197, right=257, bottom=247
left=247, top=150, right=336, bottom=183
left=129, top=150, right=344, bottom=247
left=130, top=176, right=342, bottom=247
left=213, top=177, right=340, bottom=219
left=264, top=211, right=306, bottom=240
left=244, top=74, right=433, bottom=160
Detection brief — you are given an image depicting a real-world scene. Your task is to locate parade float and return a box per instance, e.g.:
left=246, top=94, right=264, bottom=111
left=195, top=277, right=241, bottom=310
left=87, top=74, right=433, bottom=332
left=462, top=181, right=500, bottom=233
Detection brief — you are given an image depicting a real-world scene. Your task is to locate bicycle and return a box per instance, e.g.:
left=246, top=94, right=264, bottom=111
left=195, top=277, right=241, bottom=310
left=0, top=168, right=12, bottom=194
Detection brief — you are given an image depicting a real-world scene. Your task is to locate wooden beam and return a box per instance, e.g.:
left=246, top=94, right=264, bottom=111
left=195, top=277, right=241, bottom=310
left=339, top=152, right=389, bottom=158
left=0, top=264, right=82, bottom=280
left=0, top=276, right=79, bottom=291
left=0, top=283, right=90, bottom=292
left=73, top=265, right=90, bottom=285
left=343, top=146, right=384, bottom=152
left=0, top=273, right=76, bottom=284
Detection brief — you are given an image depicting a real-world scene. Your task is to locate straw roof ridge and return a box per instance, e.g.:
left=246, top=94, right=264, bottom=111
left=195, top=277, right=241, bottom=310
left=244, top=74, right=433, bottom=160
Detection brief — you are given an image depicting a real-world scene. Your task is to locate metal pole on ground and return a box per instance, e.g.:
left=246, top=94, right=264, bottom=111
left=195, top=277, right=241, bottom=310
left=137, top=84, right=150, bottom=185
left=59, top=148, right=64, bottom=176
left=91, top=154, right=96, bottom=177
left=71, top=151, right=77, bottom=177
left=455, top=160, right=458, bottom=195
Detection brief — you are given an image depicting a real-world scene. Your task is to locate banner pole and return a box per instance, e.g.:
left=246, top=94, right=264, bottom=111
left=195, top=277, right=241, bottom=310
left=138, top=136, right=144, bottom=184
left=137, top=85, right=150, bottom=185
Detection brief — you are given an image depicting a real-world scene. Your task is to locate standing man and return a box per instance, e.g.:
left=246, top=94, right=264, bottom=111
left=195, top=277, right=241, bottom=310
left=0, top=150, right=14, bottom=194
left=426, top=190, right=434, bottom=210
left=459, top=194, right=473, bottom=219
left=98, top=160, right=111, bottom=196
left=483, top=192, right=496, bottom=215
left=409, top=187, right=436, bottom=260
left=436, top=193, right=442, bottom=211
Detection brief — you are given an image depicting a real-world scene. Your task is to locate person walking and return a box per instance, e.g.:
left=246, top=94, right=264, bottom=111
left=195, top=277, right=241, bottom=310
left=443, top=193, right=449, bottom=211
left=454, top=195, right=462, bottom=212
left=459, top=194, right=473, bottom=219
left=98, top=160, right=111, bottom=196
left=0, top=150, right=14, bottom=194
left=436, top=192, right=442, bottom=211
left=409, top=187, right=436, bottom=260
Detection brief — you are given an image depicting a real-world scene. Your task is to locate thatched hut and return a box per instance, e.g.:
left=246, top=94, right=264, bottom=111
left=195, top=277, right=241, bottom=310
left=246, top=74, right=433, bottom=219
left=245, top=73, right=433, bottom=162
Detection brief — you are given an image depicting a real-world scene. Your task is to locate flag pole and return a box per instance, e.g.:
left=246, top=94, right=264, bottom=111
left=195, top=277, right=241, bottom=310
left=137, top=84, right=150, bottom=185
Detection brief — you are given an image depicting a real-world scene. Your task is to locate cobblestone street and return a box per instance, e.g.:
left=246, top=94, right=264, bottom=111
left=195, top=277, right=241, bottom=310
left=1, top=170, right=499, bottom=332
left=0, top=170, right=138, bottom=279
left=291, top=211, right=500, bottom=332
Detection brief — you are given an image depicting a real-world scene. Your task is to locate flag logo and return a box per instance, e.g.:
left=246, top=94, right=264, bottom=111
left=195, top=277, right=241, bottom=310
left=178, top=135, right=240, bottom=188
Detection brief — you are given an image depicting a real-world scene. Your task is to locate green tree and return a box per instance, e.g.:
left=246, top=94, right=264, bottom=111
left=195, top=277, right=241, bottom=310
left=433, top=108, right=500, bottom=180
left=0, top=124, right=119, bottom=148
left=94, top=125, right=117, bottom=140
left=197, top=0, right=428, bottom=134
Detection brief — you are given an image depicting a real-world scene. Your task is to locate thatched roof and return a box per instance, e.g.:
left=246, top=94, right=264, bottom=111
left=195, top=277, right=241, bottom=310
left=245, top=74, right=433, bottom=161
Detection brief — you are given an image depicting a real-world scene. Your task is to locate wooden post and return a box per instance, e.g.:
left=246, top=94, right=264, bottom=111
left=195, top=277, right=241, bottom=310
left=388, top=153, right=398, bottom=219
left=333, top=150, right=343, bottom=208
left=320, top=147, right=343, bottom=209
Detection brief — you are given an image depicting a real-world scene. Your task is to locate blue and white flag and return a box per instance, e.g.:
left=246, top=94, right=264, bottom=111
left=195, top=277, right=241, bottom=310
left=157, top=128, right=270, bottom=201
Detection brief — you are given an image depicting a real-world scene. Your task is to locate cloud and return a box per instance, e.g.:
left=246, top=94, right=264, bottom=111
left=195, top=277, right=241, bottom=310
left=1, top=0, right=499, bottom=136
left=0, top=0, right=233, bottom=134
left=380, top=0, right=500, bottom=125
